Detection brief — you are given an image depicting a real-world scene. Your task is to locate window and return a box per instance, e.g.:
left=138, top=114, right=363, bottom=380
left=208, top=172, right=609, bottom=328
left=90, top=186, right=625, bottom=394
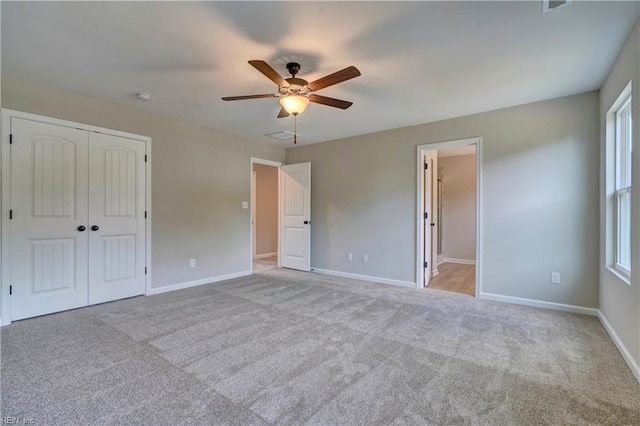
left=614, top=95, right=632, bottom=276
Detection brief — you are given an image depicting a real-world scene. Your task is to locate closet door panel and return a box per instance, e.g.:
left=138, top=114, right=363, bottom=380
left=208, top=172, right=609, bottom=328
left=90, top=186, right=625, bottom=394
left=88, top=132, right=146, bottom=304
left=10, top=118, right=89, bottom=320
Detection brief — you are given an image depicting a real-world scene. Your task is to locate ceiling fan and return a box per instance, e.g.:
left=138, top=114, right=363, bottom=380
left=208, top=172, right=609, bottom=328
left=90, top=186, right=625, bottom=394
left=222, top=60, right=361, bottom=118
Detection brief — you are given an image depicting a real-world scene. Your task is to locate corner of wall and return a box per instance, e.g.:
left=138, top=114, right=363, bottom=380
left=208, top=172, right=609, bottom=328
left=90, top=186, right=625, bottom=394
left=598, top=310, right=640, bottom=383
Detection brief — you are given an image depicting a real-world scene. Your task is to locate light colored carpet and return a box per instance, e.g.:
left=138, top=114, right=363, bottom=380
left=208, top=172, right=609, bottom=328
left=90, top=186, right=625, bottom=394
left=2, top=267, right=639, bottom=425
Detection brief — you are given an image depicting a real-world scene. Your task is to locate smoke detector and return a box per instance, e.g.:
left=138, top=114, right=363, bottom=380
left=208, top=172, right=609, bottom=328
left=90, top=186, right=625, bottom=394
left=542, top=0, right=571, bottom=13
left=135, top=92, right=151, bottom=101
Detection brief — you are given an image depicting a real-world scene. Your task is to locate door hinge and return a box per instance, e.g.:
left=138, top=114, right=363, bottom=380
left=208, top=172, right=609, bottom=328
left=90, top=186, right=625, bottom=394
left=424, top=212, right=428, bottom=219
left=423, top=261, right=428, bottom=268
left=9, top=134, right=13, bottom=144
left=9, top=285, right=12, bottom=295
left=9, top=209, right=13, bottom=220
left=144, top=211, right=147, bottom=219
left=424, top=163, right=428, bottom=170
left=144, top=155, right=147, bottom=163
left=145, top=267, right=148, bottom=275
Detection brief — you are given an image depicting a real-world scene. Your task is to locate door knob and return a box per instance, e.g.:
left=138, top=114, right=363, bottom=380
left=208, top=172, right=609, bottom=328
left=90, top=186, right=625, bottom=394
left=304, top=220, right=310, bottom=225
left=77, top=226, right=86, bottom=232
left=91, top=225, right=100, bottom=231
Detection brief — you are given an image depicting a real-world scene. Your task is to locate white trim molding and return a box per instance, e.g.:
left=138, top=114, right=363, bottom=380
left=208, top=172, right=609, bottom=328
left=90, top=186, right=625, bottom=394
left=598, top=311, right=640, bottom=383
left=313, top=268, right=415, bottom=288
left=250, top=157, right=283, bottom=168
left=249, top=157, right=283, bottom=275
left=147, top=270, right=252, bottom=296
left=479, top=292, right=599, bottom=316
left=255, top=252, right=277, bottom=259
left=416, top=137, right=482, bottom=297
left=443, top=258, right=476, bottom=265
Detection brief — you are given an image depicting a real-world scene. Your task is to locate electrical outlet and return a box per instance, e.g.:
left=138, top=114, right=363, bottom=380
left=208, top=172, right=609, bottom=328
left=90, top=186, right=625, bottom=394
left=551, top=272, right=560, bottom=284
left=190, top=259, right=196, bottom=268
left=347, top=253, right=353, bottom=261
left=363, top=254, right=369, bottom=263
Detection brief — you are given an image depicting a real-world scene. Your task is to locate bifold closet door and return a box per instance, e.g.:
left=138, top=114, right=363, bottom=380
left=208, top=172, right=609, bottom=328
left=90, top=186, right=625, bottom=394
left=87, top=132, right=146, bottom=305
left=10, top=118, right=90, bottom=321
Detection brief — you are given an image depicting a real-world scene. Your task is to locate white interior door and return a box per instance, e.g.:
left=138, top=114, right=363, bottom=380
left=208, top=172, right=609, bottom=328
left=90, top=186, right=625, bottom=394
left=10, top=118, right=89, bottom=320
left=423, top=152, right=436, bottom=287
left=430, top=155, right=439, bottom=276
left=87, top=132, right=146, bottom=305
left=279, top=162, right=311, bottom=271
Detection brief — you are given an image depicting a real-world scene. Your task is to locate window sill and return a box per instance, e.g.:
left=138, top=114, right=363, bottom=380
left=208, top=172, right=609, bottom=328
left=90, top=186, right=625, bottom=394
left=606, top=266, right=631, bottom=285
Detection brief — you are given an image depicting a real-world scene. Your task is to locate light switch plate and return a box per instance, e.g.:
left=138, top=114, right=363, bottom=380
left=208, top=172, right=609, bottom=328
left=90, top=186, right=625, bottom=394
left=242, top=201, right=249, bottom=209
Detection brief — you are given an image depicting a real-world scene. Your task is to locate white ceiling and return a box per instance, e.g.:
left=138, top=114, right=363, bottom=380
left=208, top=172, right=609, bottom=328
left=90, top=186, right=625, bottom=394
left=2, top=1, right=639, bottom=146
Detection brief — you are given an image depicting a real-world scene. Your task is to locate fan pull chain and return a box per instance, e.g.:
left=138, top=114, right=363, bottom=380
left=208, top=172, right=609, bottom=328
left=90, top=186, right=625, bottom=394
left=294, top=115, right=297, bottom=145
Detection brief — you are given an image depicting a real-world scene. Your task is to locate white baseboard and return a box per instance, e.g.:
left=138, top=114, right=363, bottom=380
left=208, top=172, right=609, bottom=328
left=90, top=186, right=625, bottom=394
left=312, top=268, right=415, bottom=288
left=598, top=310, right=640, bottom=384
left=443, top=257, right=476, bottom=265
left=479, top=292, right=598, bottom=316
left=147, top=270, right=252, bottom=295
left=431, top=270, right=440, bottom=277
left=254, top=252, right=277, bottom=259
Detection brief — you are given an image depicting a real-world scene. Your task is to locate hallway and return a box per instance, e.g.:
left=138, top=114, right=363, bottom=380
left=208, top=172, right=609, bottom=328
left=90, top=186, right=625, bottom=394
left=428, top=262, right=475, bottom=296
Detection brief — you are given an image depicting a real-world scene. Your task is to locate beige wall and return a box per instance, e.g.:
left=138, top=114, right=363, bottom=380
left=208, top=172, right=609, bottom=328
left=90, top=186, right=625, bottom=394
left=253, top=163, right=278, bottom=256
left=599, top=19, right=640, bottom=368
left=286, top=91, right=599, bottom=308
left=439, top=154, right=476, bottom=262
left=1, top=76, right=285, bottom=289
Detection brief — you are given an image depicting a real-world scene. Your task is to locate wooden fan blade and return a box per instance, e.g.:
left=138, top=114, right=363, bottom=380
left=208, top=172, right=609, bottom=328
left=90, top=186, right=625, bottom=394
left=277, top=107, right=290, bottom=118
left=221, top=94, right=277, bottom=101
left=248, top=60, right=288, bottom=87
left=308, top=66, right=361, bottom=91
left=308, top=94, right=353, bottom=109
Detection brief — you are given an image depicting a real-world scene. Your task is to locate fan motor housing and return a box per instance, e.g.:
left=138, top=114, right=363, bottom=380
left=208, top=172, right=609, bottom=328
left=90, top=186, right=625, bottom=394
left=285, top=77, right=309, bottom=91
left=286, top=62, right=301, bottom=76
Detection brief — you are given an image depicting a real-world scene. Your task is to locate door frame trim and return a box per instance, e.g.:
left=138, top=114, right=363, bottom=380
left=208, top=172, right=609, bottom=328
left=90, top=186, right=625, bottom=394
left=252, top=171, right=257, bottom=260
left=249, top=157, right=283, bottom=274
left=416, top=137, right=482, bottom=296
left=1, top=109, right=152, bottom=325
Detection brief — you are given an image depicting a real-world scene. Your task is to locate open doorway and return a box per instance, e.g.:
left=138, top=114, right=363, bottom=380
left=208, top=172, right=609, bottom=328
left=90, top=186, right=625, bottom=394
left=250, top=158, right=282, bottom=273
left=416, top=138, right=481, bottom=297
left=431, top=146, right=477, bottom=295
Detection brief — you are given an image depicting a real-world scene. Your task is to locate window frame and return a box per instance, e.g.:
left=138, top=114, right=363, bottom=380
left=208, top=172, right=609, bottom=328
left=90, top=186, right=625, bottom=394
left=614, top=95, right=632, bottom=278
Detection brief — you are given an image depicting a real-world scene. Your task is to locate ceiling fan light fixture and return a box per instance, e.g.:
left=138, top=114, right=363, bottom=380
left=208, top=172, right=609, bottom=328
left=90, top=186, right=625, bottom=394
left=279, top=95, right=310, bottom=116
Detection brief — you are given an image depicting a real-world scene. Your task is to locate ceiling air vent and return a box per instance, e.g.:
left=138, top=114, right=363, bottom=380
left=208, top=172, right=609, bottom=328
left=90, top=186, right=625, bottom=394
left=542, top=0, right=571, bottom=13
left=266, top=130, right=295, bottom=140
